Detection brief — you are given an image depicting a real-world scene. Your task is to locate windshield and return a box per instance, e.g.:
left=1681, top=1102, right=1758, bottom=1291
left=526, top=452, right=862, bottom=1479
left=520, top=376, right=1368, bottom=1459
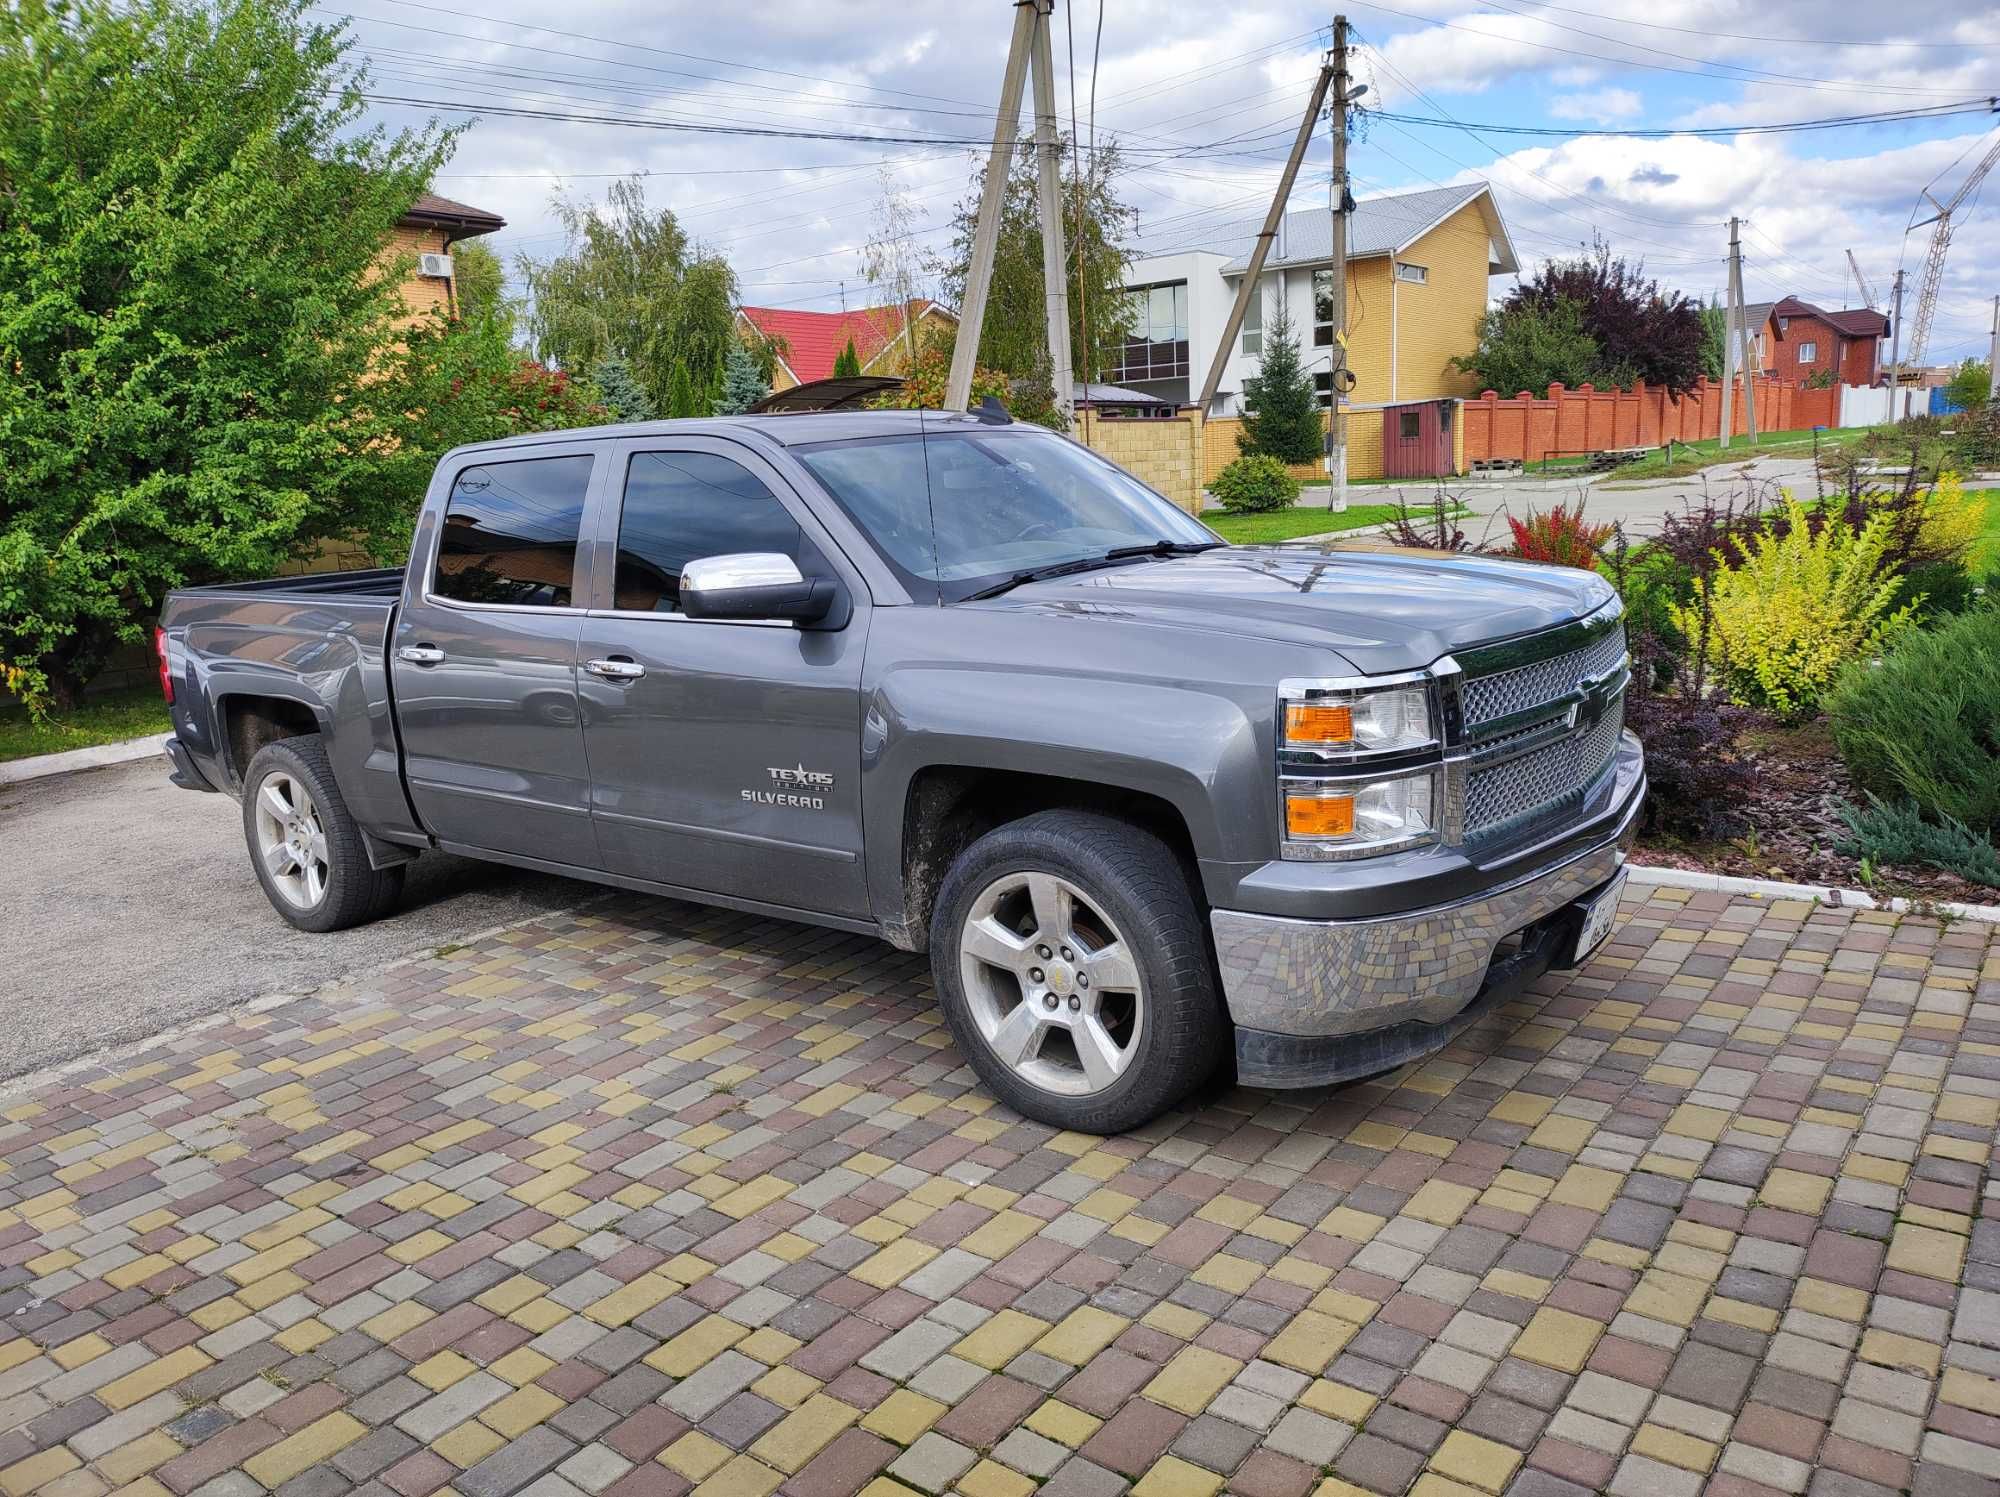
left=794, top=428, right=1218, bottom=600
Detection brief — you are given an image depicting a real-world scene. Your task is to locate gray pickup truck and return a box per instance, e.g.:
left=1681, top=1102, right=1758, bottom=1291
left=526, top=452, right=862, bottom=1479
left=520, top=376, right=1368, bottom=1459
left=159, top=408, right=1644, bottom=1131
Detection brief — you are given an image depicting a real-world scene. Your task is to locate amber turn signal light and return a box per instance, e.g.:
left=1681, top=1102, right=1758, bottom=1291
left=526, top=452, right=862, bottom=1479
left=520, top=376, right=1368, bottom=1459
left=1284, top=702, right=1354, bottom=745
left=1286, top=794, right=1356, bottom=839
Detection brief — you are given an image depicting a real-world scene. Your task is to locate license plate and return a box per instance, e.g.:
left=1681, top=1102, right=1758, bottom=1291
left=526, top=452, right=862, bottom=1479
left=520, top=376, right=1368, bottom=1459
left=1572, top=869, right=1627, bottom=964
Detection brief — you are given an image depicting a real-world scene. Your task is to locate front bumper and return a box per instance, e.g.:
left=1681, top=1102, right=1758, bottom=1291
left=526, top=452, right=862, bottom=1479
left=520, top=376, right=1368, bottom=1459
left=1214, top=731, right=1644, bottom=1088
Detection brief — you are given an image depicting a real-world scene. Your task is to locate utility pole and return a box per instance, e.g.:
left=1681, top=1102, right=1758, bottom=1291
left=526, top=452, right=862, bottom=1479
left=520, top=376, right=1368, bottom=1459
left=1988, top=294, right=1998, bottom=403
left=1718, top=234, right=1736, bottom=453
left=1728, top=218, right=1758, bottom=443
left=1029, top=1, right=1073, bottom=423
left=946, top=1, right=1038, bottom=413
left=1884, top=268, right=1906, bottom=424
left=1327, top=17, right=1352, bottom=511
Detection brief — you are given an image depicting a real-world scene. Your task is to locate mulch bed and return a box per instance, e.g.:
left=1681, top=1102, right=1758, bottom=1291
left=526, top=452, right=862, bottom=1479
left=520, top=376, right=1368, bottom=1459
left=1633, top=718, right=1995, bottom=907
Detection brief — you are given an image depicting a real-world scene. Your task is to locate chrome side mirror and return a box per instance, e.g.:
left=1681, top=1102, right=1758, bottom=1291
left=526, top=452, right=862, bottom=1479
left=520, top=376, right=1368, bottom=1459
left=679, top=553, right=836, bottom=625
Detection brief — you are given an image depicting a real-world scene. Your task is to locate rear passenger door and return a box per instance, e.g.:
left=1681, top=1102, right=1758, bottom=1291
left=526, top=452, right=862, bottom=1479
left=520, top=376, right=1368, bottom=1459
left=392, top=449, right=601, bottom=869
left=575, top=438, right=871, bottom=919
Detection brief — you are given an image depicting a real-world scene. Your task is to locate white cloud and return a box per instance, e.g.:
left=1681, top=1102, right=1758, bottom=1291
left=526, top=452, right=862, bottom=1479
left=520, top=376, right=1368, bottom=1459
left=1548, top=88, right=1643, bottom=123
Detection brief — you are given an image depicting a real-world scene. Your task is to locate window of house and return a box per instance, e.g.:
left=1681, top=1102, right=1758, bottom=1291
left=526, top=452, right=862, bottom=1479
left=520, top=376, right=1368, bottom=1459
left=1393, top=262, right=1427, bottom=284
left=1313, top=269, right=1336, bottom=346
left=1111, top=280, right=1189, bottom=382
left=1797, top=340, right=1818, bottom=362
left=1777, top=317, right=1789, bottom=333
left=1241, top=284, right=1261, bottom=357
left=1312, top=370, right=1332, bottom=409
left=611, top=451, right=808, bottom=614
left=433, top=455, right=593, bottom=608
left=1399, top=411, right=1421, bottom=439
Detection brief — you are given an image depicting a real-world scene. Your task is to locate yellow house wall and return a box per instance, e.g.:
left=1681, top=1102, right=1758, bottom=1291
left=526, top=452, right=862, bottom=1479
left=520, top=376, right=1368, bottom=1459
left=1392, top=207, right=1491, bottom=402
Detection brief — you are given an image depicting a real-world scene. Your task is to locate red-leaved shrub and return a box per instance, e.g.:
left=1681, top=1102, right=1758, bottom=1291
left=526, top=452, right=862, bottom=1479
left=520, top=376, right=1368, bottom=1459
left=1506, top=502, right=1614, bottom=569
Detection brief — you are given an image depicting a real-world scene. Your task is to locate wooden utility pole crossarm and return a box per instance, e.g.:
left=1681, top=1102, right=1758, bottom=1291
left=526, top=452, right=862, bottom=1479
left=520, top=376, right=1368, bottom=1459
left=1194, top=52, right=1336, bottom=416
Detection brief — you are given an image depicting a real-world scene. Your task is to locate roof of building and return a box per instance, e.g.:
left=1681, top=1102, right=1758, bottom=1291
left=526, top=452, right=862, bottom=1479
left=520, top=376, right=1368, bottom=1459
left=400, top=192, right=506, bottom=235
left=1768, top=295, right=1889, bottom=339
left=1134, top=182, right=1517, bottom=276
left=736, top=301, right=950, bottom=384
left=1741, top=300, right=1775, bottom=330
left=1076, top=381, right=1169, bottom=405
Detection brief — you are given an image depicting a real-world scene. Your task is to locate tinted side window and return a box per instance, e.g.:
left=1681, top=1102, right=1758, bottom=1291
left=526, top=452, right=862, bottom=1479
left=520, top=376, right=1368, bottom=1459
left=613, top=451, right=806, bottom=613
left=433, top=455, right=593, bottom=607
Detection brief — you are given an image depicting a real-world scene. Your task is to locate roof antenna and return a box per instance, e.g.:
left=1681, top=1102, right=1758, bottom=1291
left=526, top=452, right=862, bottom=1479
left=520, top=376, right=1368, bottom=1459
left=972, top=395, right=1013, bottom=424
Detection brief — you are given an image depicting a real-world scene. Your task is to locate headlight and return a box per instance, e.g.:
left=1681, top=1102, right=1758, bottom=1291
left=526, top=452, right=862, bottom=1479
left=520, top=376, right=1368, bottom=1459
left=1282, top=768, right=1439, bottom=859
left=1280, top=677, right=1435, bottom=759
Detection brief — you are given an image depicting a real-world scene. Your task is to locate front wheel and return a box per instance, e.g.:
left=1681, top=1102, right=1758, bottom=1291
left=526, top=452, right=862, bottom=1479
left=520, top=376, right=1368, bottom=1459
left=242, top=734, right=405, bottom=932
left=929, top=810, right=1226, bottom=1133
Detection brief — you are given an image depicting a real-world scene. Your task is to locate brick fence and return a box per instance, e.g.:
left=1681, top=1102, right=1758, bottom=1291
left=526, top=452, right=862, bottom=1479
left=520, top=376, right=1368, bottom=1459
left=1463, top=377, right=1840, bottom=466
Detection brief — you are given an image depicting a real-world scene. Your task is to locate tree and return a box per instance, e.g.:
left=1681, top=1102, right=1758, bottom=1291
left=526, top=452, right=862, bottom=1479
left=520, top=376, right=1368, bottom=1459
left=941, top=135, right=1137, bottom=388
left=0, top=0, right=451, bottom=710
left=450, top=239, right=514, bottom=339
left=1504, top=238, right=1708, bottom=394
left=591, top=355, right=656, bottom=422
left=1699, top=299, right=1728, bottom=383
left=665, top=360, right=700, bottom=419
left=345, top=314, right=605, bottom=556
left=870, top=325, right=1057, bottom=429
left=1237, top=305, right=1323, bottom=464
left=520, top=176, right=738, bottom=415
left=1946, top=358, right=1991, bottom=412
left=859, top=164, right=928, bottom=374
left=833, top=338, right=862, bottom=378
left=1452, top=297, right=1601, bottom=398
left=715, top=340, right=771, bottom=414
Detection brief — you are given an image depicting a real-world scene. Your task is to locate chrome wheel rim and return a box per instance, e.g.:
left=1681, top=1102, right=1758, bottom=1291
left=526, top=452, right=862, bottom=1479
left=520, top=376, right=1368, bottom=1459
left=254, top=772, right=329, bottom=910
left=957, top=871, right=1144, bottom=1097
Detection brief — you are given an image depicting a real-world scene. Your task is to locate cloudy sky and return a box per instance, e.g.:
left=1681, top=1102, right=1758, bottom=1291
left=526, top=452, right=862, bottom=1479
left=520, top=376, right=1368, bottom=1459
left=334, top=0, right=2000, bottom=366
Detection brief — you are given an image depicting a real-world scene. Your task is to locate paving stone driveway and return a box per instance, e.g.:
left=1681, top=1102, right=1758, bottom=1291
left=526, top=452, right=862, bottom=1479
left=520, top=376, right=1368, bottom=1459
left=0, top=886, right=1996, bottom=1497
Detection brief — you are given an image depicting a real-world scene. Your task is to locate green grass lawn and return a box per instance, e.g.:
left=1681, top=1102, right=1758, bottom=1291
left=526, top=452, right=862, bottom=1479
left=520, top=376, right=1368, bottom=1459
left=1594, top=424, right=1881, bottom=484
left=1204, top=502, right=1414, bottom=545
left=0, top=684, right=172, bottom=763
left=1973, top=488, right=2000, bottom=573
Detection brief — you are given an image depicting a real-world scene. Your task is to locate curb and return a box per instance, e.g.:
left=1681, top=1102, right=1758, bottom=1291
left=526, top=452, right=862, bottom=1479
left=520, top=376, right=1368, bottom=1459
left=0, top=731, right=172, bottom=787
left=1627, top=861, right=2000, bottom=926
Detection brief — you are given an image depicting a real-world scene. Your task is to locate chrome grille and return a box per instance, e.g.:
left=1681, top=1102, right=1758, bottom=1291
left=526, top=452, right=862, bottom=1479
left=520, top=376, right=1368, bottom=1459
left=1462, top=623, right=1627, bottom=727
left=1465, top=700, right=1624, bottom=840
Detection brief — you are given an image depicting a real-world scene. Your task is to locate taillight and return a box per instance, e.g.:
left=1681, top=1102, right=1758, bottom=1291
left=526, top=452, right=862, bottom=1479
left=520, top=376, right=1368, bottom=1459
left=154, top=627, right=174, bottom=704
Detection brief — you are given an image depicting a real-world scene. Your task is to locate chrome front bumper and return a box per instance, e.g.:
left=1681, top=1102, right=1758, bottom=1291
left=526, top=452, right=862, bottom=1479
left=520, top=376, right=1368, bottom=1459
left=1214, top=733, right=1644, bottom=1085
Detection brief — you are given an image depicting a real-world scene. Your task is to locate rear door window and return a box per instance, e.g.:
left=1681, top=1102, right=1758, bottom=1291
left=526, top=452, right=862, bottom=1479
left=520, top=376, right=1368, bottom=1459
left=432, top=455, right=594, bottom=607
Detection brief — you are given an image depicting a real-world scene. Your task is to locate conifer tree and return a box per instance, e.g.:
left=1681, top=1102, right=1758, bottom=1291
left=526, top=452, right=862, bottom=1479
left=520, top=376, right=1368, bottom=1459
left=1237, top=304, right=1323, bottom=465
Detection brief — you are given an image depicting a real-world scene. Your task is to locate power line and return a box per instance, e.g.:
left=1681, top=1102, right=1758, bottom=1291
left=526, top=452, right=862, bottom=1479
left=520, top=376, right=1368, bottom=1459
left=1370, top=99, right=1996, bottom=140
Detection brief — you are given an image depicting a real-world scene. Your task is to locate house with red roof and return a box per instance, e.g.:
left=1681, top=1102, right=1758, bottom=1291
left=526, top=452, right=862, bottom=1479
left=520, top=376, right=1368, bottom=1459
left=735, top=300, right=956, bottom=389
left=1742, top=296, right=1889, bottom=388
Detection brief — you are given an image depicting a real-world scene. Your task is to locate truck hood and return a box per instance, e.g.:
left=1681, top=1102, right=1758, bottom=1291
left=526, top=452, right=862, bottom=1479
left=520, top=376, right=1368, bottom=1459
left=973, top=546, right=1619, bottom=675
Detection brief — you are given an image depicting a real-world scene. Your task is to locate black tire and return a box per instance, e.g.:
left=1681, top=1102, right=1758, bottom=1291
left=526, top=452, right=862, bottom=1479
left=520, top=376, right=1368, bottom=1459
left=241, top=734, right=406, bottom=932
left=929, top=809, right=1226, bottom=1132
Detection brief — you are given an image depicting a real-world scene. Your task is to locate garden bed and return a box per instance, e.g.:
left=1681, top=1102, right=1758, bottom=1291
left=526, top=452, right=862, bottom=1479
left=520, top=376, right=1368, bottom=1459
left=1633, top=718, right=1994, bottom=907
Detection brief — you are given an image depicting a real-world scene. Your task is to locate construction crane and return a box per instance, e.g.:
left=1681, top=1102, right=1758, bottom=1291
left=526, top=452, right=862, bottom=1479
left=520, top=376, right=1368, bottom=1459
left=1844, top=249, right=1877, bottom=311
left=1908, top=130, right=2000, bottom=364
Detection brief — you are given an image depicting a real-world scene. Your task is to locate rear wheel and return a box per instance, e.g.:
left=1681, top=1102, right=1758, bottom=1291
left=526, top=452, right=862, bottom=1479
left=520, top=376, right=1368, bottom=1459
left=930, top=810, right=1225, bottom=1132
left=242, top=734, right=405, bottom=932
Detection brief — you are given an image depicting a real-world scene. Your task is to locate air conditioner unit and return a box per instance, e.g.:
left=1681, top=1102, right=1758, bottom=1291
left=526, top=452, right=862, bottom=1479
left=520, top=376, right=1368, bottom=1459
left=418, top=252, right=455, bottom=279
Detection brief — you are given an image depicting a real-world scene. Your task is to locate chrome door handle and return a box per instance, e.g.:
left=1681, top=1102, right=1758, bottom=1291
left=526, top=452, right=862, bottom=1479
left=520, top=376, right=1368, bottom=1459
left=585, top=657, right=646, bottom=681
left=397, top=645, right=445, bottom=665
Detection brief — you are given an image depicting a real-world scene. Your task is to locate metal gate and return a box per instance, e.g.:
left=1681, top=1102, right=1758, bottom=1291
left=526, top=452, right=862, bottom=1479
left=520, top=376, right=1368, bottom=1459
left=1382, top=399, right=1455, bottom=478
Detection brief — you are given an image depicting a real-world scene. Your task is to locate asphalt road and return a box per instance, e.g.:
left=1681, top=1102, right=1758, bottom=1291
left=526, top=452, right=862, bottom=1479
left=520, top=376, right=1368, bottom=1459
left=0, top=758, right=598, bottom=1080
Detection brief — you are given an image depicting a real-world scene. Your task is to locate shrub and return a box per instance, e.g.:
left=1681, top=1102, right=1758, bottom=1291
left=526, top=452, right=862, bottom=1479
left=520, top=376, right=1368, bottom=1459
left=1210, top=455, right=1301, bottom=514
left=1953, top=403, right=2000, bottom=469
left=1506, top=501, right=1613, bottom=569
left=1827, top=605, right=2000, bottom=832
left=1384, top=488, right=1490, bottom=553
left=1835, top=795, right=2000, bottom=889
left=1622, top=689, right=1760, bottom=839
left=1675, top=497, right=1918, bottom=721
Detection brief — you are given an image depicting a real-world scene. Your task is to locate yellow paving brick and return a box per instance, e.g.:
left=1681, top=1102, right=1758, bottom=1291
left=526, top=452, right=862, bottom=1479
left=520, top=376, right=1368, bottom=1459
left=648, top=1315, right=750, bottom=1377
left=1489, top=1092, right=1554, bottom=1127
left=586, top=1274, right=680, bottom=1327
left=480, top=1386, right=565, bottom=1437
left=1033, top=1307, right=1129, bottom=1366
left=1318, top=1207, right=1385, bottom=1242
left=751, top=1365, right=821, bottom=1411
left=1758, top=1169, right=1832, bottom=1215
left=489, top=1348, right=555, bottom=1387
left=99, top=1347, right=211, bottom=1410
left=273, top=1319, right=334, bottom=1355
left=51, top=1333, right=111, bottom=1370
left=1627, top=1270, right=1708, bottom=1328
left=862, top=1389, right=948, bottom=1444
left=1549, top=1165, right=1621, bottom=1212
left=692, top=1455, right=784, bottom=1497
left=244, top=1414, right=367, bottom=1488
left=1632, top=1423, right=1717, bottom=1472
left=1860, top=1328, right=1941, bottom=1376
left=1131, top=1455, right=1224, bottom=1497
left=1404, top=1180, right=1477, bottom=1228
left=1940, top=1368, right=2000, bottom=1417
left=1793, top=1278, right=1869, bottom=1322
left=748, top=1395, right=858, bottom=1473
left=1025, top=1400, right=1101, bottom=1447
left=434, top=1421, right=507, bottom=1470
left=360, top=1301, right=435, bottom=1343
left=955, top=1309, right=1053, bottom=1370
left=1142, top=1346, right=1243, bottom=1416
left=1, top=1447, right=80, bottom=1494
left=1430, top=1431, right=1522, bottom=1493
left=1189, top=1254, right=1261, bottom=1294
left=713, top=1175, right=794, bottom=1220
left=1302, top=1379, right=1378, bottom=1424
left=96, top=1434, right=181, bottom=1487
left=411, top=1351, right=477, bottom=1392
left=961, top=1460, right=1036, bottom=1497
left=1142, top=1302, right=1210, bottom=1340
left=851, top=1237, right=939, bottom=1290
left=1512, top=1308, right=1604, bottom=1373
left=1264, top=1309, right=1354, bottom=1375
left=1886, top=1222, right=1967, bottom=1282
left=962, top=1210, right=1041, bottom=1259
left=662, top=1433, right=734, bottom=1482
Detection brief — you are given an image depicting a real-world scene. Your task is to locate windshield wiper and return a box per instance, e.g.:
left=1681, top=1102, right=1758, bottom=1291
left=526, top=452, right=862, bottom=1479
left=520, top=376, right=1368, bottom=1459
left=962, top=541, right=1226, bottom=601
